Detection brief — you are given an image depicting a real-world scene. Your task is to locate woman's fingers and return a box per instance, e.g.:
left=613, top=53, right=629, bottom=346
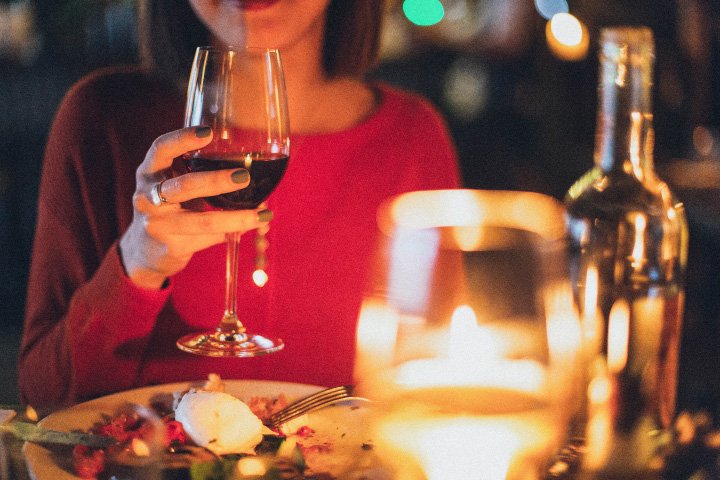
left=138, top=126, right=253, bottom=208
left=119, top=206, right=272, bottom=289
left=143, top=126, right=213, bottom=174
left=151, top=168, right=250, bottom=206
left=146, top=208, right=273, bottom=237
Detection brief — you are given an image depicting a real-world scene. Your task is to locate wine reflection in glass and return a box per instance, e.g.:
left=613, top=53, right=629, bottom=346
left=176, top=46, right=290, bottom=357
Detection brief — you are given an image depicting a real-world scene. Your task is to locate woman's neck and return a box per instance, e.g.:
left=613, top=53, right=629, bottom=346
left=275, top=26, right=337, bottom=133
left=280, top=45, right=377, bottom=135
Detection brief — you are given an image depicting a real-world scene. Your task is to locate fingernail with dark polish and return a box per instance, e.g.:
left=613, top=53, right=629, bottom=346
left=195, top=126, right=212, bottom=138
left=231, top=169, right=249, bottom=184
left=257, top=209, right=273, bottom=223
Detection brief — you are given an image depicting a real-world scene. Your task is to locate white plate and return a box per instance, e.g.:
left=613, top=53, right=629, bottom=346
left=24, top=380, right=378, bottom=479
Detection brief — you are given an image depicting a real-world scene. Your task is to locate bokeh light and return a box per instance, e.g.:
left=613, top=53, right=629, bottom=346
left=693, top=125, right=716, bottom=157
left=534, top=0, right=569, bottom=20
left=403, top=0, right=445, bottom=27
left=252, top=269, right=269, bottom=287
left=546, top=13, right=590, bottom=61
left=550, top=13, right=583, bottom=46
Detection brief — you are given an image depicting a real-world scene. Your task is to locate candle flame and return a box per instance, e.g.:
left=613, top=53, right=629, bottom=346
left=394, top=307, right=546, bottom=393
left=607, top=299, right=630, bottom=373
left=448, top=305, right=485, bottom=362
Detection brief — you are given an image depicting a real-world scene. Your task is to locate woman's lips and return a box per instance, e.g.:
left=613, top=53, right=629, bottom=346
left=224, top=0, right=280, bottom=10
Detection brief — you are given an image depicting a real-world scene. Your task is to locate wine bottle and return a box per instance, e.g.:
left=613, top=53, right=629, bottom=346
left=565, top=26, right=689, bottom=478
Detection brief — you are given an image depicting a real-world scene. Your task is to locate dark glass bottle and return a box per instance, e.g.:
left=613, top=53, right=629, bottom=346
left=565, top=27, right=689, bottom=478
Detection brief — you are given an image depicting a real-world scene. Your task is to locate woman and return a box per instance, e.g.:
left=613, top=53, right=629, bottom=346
left=18, top=0, right=460, bottom=408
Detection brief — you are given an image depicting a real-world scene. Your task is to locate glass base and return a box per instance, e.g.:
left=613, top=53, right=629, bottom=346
left=176, top=330, right=284, bottom=357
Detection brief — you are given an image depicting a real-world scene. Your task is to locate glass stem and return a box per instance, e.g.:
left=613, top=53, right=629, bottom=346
left=221, top=231, right=246, bottom=334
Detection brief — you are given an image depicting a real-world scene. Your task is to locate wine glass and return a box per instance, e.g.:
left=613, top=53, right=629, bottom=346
left=176, top=46, right=290, bottom=357
left=354, top=190, right=583, bottom=479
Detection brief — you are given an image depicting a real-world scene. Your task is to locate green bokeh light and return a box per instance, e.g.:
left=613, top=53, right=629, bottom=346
left=403, top=0, right=445, bottom=27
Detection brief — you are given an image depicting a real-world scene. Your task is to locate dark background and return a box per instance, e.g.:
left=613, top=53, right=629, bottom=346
left=1, top=0, right=718, bottom=416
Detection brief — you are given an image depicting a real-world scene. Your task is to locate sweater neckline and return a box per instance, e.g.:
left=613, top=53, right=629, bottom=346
left=291, top=82, right=398, bottom=141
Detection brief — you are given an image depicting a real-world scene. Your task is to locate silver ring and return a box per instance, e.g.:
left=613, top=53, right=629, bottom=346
left=150, top=180, right=169, bottom=207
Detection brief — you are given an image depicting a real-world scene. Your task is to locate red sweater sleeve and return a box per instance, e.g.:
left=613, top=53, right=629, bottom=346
left=18, top=72, right=171, bottom=408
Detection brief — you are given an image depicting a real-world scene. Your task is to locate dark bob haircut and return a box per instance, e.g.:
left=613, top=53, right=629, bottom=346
left=138, top=0, right=385, bottom=86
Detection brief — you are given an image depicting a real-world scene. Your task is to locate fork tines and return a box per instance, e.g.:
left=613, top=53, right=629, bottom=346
left=268, top=385, right=353, bottom=428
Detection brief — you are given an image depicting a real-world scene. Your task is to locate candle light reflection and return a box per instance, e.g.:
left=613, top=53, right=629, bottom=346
left=607, top=299, right=630, bottom=374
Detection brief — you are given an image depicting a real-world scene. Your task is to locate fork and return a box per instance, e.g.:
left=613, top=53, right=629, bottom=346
left=266, top=385, right=366, bottom=429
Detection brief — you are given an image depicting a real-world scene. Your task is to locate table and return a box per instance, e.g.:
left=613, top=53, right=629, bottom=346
left=4, top=403, right=720, bottom=479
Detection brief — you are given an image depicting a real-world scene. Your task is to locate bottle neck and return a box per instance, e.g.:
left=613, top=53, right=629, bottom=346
left=594, top=31, right=655, bottom=180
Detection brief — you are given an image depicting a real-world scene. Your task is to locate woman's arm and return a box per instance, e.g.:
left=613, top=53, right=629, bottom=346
left=17, top=79, right=172, bottom=407
left=18, top=73, right=269, bottom=408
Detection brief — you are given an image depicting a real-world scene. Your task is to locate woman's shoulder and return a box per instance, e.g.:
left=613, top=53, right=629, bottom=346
left=58, top=65, right=177, bottom=120
left=49, top=65, right=182, bottom=148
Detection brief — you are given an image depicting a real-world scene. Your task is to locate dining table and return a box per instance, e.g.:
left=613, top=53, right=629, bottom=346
left=4, top=400, right=720, bottom=480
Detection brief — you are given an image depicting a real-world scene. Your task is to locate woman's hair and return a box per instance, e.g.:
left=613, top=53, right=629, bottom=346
left=138, top=0, right=384, bottom=85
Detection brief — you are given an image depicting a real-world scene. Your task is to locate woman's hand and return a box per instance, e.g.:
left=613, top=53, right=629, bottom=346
left=119, top=126, right=271, bottom=290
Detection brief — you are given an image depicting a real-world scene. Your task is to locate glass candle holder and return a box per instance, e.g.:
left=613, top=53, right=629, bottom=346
left=354, top=189, right=583, bottom=480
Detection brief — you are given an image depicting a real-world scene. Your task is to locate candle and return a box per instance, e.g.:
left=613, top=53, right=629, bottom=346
left=363, top=306, right=561, bottom=480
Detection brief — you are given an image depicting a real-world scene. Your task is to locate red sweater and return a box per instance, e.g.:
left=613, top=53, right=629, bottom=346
left=19, top=66, right=460, bottom=408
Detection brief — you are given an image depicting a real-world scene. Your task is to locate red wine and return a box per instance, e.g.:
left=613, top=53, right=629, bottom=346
left=181, top=152, right=289, bottom=211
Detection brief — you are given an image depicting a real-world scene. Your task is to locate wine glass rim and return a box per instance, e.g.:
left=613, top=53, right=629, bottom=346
left=195, top=45, right=280, bottom=54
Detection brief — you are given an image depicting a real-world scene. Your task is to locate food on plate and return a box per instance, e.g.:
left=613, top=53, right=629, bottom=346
left=73, top=406, right=185, bottom=478
left=63, top=375, right=374, bottom=479
left=174, top=389, right=264, bottom=455
left=247, top=392, right=289, bottom=422
left=202, top=372, right=225, bottom=392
